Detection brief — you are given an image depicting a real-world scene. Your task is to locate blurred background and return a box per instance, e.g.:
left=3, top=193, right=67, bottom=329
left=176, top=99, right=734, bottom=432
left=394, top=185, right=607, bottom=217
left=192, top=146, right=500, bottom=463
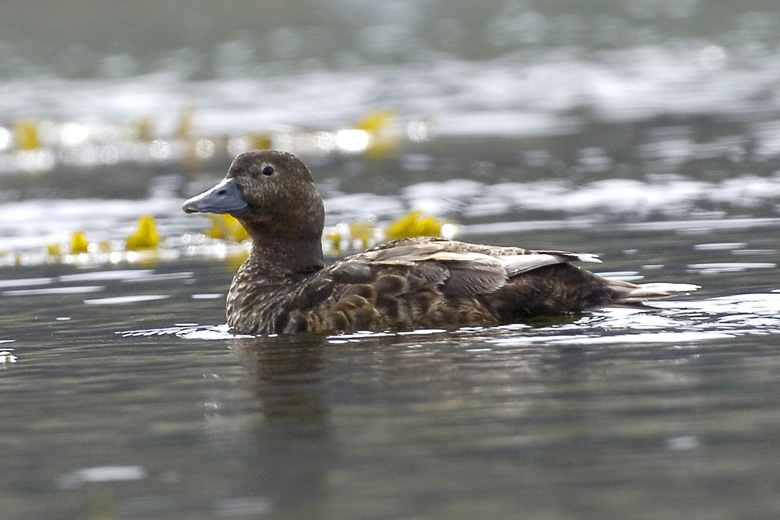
left=1, top=0, right=780, bottom=260
left=4, top=0, right=780, bottom=129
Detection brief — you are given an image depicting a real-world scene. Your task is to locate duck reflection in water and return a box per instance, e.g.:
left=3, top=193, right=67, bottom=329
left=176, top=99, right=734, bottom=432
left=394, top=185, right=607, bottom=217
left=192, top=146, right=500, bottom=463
left=225, top=335, right=337, bottom=516
left=229, top=335, right=330, bottom=424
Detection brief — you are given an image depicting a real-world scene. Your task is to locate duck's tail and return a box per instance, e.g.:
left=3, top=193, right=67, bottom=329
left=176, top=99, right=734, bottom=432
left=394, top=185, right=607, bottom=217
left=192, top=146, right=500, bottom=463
left=609, top=281, right=700, bottom=304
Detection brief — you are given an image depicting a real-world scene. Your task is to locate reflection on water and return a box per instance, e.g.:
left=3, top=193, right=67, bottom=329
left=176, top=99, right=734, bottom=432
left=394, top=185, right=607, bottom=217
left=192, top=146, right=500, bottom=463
left=229, top=336, right=331, bottom=425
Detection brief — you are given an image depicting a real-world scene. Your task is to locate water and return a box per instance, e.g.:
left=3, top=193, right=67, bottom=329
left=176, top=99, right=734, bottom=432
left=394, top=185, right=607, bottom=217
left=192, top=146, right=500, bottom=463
left=2, top=1, right=780, bottom=518
left=2, top=222, right=778, bottom=519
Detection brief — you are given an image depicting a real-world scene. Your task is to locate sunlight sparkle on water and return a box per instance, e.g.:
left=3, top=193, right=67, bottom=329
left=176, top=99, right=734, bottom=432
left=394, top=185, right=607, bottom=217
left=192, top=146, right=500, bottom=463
left=334, top=129, right=370, bottom=153
left=84, top=295, right=170, bottom=305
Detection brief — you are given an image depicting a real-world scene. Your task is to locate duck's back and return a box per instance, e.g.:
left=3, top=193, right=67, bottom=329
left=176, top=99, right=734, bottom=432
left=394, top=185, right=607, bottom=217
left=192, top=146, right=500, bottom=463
left=227, top=237, right=691, bottom=335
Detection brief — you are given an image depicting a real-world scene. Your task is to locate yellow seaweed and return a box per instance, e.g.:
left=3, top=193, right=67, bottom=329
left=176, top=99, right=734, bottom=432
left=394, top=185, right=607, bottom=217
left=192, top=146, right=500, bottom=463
left=14, top=119, right=40, bottom=151
left=205, top=214, right=248, bottom=243
left=385, top=211, right=450, bottom=240
left=126, top=216, right=160, bottom=250
left=70, top=231, right=90, bottom=254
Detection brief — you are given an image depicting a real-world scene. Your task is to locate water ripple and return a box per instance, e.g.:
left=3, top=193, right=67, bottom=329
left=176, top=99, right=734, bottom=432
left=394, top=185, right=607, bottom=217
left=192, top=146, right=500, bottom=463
left=120, top=323, right=239, bottom=339
left=116, top=292, right=779, bottom=347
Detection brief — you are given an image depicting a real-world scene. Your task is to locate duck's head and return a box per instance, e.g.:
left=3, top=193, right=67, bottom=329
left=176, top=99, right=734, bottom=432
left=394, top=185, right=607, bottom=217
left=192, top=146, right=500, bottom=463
left=182, top=150, right=325, bottom=243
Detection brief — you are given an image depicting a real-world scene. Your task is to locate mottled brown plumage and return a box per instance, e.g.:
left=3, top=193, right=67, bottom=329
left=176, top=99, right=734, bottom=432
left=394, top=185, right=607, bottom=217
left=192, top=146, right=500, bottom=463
left=183, top=149, right=698, bottom=335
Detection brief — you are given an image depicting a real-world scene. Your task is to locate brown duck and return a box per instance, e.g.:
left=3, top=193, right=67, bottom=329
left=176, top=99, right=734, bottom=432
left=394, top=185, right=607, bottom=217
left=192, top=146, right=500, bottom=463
left=183, top=149, right=698, bottom=335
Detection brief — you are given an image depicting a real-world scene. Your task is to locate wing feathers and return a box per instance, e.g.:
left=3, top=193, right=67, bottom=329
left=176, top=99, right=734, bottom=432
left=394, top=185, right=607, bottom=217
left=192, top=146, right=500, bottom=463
left=348, top=239, right=602, bottom=297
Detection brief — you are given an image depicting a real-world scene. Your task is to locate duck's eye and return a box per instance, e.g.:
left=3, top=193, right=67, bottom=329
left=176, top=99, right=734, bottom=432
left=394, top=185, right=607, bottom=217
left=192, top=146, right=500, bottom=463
left=261, top=165, right=275, bottom=176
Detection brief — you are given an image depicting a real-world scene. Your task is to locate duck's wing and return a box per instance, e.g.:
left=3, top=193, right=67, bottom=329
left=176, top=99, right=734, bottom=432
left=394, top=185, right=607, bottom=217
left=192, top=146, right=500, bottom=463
left=356, top=241, right=602, bottom=297
left=525, top=250, right=602, bottom=264
left=494, top=251, right=600, bottom=277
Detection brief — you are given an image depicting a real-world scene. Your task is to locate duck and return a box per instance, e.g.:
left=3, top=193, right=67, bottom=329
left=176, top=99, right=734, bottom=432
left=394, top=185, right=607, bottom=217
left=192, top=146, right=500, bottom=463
left=182, top=149, right=698, bottom=335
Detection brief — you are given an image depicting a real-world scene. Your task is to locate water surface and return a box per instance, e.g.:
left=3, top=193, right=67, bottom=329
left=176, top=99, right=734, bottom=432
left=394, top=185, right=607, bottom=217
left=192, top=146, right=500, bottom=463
left=1, top=217, right=779, bottom=519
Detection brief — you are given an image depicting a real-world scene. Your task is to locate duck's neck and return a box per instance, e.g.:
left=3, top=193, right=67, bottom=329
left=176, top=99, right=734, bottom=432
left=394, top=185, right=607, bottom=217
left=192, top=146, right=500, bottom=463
left=245, top=235, right=325, bottom=277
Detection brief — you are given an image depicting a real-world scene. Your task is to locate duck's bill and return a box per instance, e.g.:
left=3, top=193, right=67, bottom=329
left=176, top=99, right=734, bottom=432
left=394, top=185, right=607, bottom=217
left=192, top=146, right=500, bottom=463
left=182, top=178, right=249, bottom=215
